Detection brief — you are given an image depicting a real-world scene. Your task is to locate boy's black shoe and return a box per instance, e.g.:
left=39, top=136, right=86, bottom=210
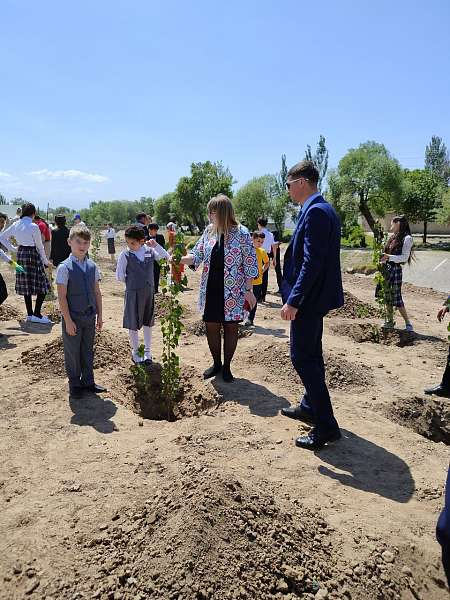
left=281, top=405, right=315, bottom=424
left=84, top=384, right=108, bottom=393
left=295, top=429, right=341, bottom=450
left=70, top=387, right=84, bottom=399
left=222, top=366, right=234, bottom=383
left=203, top=363, right=222, bottom=379
left=424, top=384, right=450, bottom=398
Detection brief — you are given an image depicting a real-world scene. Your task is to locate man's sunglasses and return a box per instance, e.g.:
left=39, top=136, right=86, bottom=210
left=285, top=177, right=308, bottom=190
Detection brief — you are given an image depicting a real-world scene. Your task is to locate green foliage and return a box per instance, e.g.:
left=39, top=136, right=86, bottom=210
left=78, top=197, right=154, bottom=227
left=130, top=344, right=152, bottom=399
left=341, top=224, right=367, bottom=248
left=437, top=188, right=450, bottom=225
left=154, top=192, right=178, bottom=226
left=399, top=169, right=443, bottom=244
left=305, top=135, right=329, bottom=190
left=90, top=227, right=102, bottom=262
left=270, top=155, right=291, bottom=234
left=159, top=232, right=187, bottom=417
left=372, top=222, right=393, bottom=323
left=234, top=175, right=275, bottom=231
left=425, top=135, right=450, bottom=185
left=0, top=194, right=6, bottom=205
left=331, top=141, right=404, bottom=233
left=175, top=161, right=234, bottom=230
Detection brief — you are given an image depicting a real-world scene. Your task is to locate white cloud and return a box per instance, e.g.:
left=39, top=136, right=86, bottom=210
left=28, top=169, right=109, bottom=183
left=0, top=171, right=12, bottom=179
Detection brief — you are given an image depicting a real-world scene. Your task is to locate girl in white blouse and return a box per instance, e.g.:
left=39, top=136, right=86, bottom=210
left=380, top=215, right=414, bottom=331
left=0, top=203, right=51, bottom=324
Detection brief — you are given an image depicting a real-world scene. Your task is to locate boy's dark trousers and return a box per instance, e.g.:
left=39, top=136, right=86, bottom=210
left=260, top=252, right=273, bottom=301
left=62, top=312, right=96, bottom=392
left=248, top=284, right=262, bottom=323
left=153, top=262, right=161, bottom=293
left=275, top=247, right=283, bottom=292
left=0, top=273, right=7, bottom=306
left=441, top=348, right=450, bottom=390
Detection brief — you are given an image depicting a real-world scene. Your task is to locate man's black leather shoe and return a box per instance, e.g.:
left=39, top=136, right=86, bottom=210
left=70, top=387, right=84, bottom=400
left=281, top=405, right=315, bottom=424
left=295, top=430, right=342, bottom=450
left=424, top=384, right=450, bottom=398
left=85, top=384, right=108, bottom=393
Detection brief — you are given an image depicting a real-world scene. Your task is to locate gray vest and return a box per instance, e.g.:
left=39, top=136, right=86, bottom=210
left=125, top=251, right=155, bottom=292
left=61, top=257, right=97, bottom=317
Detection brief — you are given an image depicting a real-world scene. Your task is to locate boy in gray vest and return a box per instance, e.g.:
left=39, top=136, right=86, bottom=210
left=116, top=225, right=169, bottom=364
left=56, top=225, right=107, bottom=399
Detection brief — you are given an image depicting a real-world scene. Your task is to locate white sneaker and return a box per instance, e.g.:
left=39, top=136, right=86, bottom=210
left=144, top=352, right=152, bottom=363
left=31, top=315, right=53, bottom=324
left=132, top=351, right=145, bottom=364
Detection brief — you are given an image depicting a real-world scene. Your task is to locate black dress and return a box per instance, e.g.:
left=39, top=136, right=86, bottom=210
left=203, top=234, right=225, bottom=323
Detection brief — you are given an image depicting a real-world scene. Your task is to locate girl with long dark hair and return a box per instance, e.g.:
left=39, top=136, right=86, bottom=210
left=380, top=215, right=414, bottom=331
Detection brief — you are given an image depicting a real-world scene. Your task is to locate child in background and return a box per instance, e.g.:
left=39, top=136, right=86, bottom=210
left=116, top=225, right=169, bottom=364
left=105, top=223, right=116, bottom=264
left=56, top=225, right=106, bottom=399
left=50, top=215, right=71, bottom=267
left=148, top=223, right=166, bottom=293
left=244, top=231, right=269, bottom=326
left=167, top=222, right=185, bottom=284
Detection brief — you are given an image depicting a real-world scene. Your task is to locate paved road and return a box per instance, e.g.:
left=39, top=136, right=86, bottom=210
left=342, top=249, right=450, bottom=293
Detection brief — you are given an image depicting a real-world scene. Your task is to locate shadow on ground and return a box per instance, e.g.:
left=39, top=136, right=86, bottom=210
left=317, top=429, right=415, bottom=503
left=212, top=377, right=290, bottom=417
left=69, top=393, right=118, bottom=434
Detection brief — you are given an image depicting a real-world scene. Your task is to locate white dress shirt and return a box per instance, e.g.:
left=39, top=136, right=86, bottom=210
left=105, top=228, right=116, bottom=239
left=0, top=216, right=48, bottom=266
left=260, top=227, right=275, bottom=254
left=55, top=253, right=102, bottom=286
left=387, top=235, right=413, bottom=264
left=116, top=243, right=170, bottom=283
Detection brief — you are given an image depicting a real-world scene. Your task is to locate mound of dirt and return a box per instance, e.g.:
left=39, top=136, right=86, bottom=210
left=244, top=341, right=372, bottom=390
left=39, top=471, right=406, bottom=600
left=385, top=395, right=450, bottom=445
left=21, top=330, right=130, bottom=377
left=42, top=302, right=61, bottom=324
left=327, top=291, right=380, bottom=319
left=120, top=363, right=220, bottom=421
left=185, top=320, right=253, bottom=339
left=153, top=295, right=192, bottom=320
left=331, top=323, right=416, bottom=347
left=0, top=303, right=22, bottom=321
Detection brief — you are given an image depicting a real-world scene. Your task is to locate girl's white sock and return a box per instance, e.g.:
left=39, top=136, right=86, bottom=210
left=128, top=329, right=140, bottom=353
left=143, top=325, right=153, bottom=359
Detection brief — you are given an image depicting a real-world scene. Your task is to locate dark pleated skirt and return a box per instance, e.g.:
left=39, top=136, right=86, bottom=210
left=15, top=246, right=50, bottom=296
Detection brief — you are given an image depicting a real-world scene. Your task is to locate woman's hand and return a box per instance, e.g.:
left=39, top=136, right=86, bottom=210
left=244, top=290, right=257, bottom=310
left=437, top=306, right=449, bottom=322
left=146, top=239, right=157, bottom=248
left=380, top=254, right=389, bottom=263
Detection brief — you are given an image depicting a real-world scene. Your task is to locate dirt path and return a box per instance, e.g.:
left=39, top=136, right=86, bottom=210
left=0, top=242, right=449, bottom=599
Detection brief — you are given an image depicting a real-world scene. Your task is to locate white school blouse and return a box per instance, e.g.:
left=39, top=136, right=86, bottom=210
left=0, top=217, right=48, bottom=266
left=105, top=228, right=116, bottom=239
left=116, top=243, right=169, bottom=283
left=387, top=235, right=413, bottom=264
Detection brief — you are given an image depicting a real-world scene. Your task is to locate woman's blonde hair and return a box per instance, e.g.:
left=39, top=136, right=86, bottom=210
left=207, top=194, right=238, bottom=238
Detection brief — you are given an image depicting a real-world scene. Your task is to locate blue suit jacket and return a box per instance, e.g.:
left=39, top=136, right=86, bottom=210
left=281, top=195, right=344, bottom=316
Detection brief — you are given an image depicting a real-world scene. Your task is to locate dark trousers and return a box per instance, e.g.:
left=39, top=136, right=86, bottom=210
left=275, top=247, right=283, bottom=292
left=441, top=347, right=450, bottom=390
left=0, top=273, right=7, bottom=306
left=248, top=284, right=262, bottom=323
left=261, top=264, right=270, bottom=300
left=154, top=262, right=161, bottom=293
left=62, top=314, right=96, bottom=391
left=290, top=314, right=339, bottom=438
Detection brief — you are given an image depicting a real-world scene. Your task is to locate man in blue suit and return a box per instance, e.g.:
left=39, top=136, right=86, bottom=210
left=280, top=160, right=344, bottom=450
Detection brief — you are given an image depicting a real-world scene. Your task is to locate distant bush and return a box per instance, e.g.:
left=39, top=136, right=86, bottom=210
left=341, top=224, right=367, bottom=248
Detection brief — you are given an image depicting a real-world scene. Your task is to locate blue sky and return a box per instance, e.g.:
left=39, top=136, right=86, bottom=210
left=1, top=0, right=449, bottom=209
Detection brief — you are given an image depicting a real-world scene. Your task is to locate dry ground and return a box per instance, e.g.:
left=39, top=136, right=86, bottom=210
left=0, top=240, right=449, bottom=599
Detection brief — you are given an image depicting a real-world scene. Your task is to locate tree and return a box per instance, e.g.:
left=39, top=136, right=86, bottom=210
left=305, top=135, right=329, bottom=190
left=438, top=188, right=450, bottom=225
left=270, top=154, right=290, bottom=234
left=425, top=136, right=450, bottom=185
left=330, top=141, right=404, bottom=234
left=175, top=161, right=234, bottom=230
left=154, top=193, right=177, bottom=226
left=11, top=197, right=24, bottom=205
left=234, top=175, right=274, bottom=231
left=399, top=169, right=443, bottom=244
left=0, top=194, right=6, bottom=205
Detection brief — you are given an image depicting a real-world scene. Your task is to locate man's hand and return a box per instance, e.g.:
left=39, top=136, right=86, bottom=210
left=281, top=303, right=298, bottom=321
left=96, top=316, right=103, bottom=331
left=65, top=319, right=77, bottom=336
left=438, top=306, right=449, bottom=322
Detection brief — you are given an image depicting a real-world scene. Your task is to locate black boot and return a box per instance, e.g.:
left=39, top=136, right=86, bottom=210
left=222, top=365, right=234, bottom=383
left=203, top=363, right=222, bottom=379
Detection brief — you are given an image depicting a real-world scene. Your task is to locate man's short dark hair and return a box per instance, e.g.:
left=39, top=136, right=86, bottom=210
left=252, top=231, right=265, bottom=239
left=288, top=160, right=319, bottom=185
left=125, top=225, right=145, bottom=241
left=148, top=223, right=159, bottom=231
left=257, top=218, right=268, bottom=227
left=136, top=212, right=147, bottom=223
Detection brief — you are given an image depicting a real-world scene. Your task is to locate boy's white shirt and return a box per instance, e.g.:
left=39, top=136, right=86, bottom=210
left=115, top=243, right=169, bottom=282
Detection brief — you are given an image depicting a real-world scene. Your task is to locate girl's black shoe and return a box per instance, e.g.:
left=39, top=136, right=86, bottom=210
left=203, top=363, right=222, bottom=379
left=222, top=366, right=234, bottom=383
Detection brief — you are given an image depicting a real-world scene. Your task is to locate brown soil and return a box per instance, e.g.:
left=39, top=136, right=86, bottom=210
left=21, top=329, right=130, bottom=376
left=244, top=341, right=373, bottom=390
left=0, top=303, right=22, bottom=321
left=327, top=291, right=380, bottom=319
left=119, top=363, right=220, bottom=421
left=330, top=322, right=417, bottom=347
left=385, top=395, right=450, bottom=445
left=153, top=294, right=192, bottom=320
left=42, top=302, right=62, bottom=324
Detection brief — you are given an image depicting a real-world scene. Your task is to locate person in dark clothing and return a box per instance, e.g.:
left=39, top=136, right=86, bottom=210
left=437, top=466, right=450, bottom=587
left=273, top=229, right=283, bottom=294
left=148, top=223, right=166, bottom=293
left=50, top=214, right=71, bottom=267
left=424, top=296, right=450, bottom=397
left=134, top=212, right=149, bottom=240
